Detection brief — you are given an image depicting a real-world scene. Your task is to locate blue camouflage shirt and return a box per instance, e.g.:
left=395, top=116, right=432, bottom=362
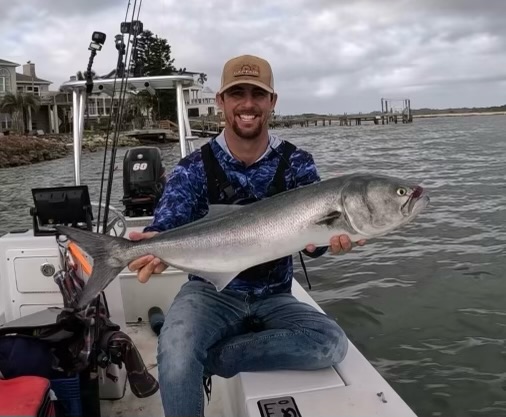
left=144, top=131, right=323, bottom=295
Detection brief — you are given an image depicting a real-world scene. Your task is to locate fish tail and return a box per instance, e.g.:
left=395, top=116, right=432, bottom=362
left=56, top=225, right=132, bottom=309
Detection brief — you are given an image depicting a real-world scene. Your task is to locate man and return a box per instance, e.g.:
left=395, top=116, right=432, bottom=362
left=128, top=54, right=365, bottom=416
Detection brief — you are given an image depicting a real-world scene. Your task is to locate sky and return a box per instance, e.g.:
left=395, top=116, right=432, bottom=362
left=1, top=0, right=506, bottom=115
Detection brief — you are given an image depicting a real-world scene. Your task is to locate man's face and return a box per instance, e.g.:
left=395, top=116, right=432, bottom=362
left=217, top=84, right=277, bottom=140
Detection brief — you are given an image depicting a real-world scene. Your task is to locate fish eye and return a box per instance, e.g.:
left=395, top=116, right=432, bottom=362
left=397, top=187, right=408, bottom=196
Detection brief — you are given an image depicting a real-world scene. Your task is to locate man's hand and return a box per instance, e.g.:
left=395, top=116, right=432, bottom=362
left=128, top=231, right=168, bottom=283
left=305, top=235, right=366, bottom=255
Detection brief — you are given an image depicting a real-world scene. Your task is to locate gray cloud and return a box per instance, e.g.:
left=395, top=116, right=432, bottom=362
left=1, top=0, right=505, bottom=115
left=0, top=0, right=124, bottom=22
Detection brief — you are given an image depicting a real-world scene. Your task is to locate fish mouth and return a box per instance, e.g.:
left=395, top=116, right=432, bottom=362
left=402, top=186, right=429, bottom=216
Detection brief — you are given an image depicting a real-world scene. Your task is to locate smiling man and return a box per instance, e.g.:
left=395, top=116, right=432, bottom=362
left=214, top=55, right=279, bottom=166
left=128, top=54, right=365, bottom=417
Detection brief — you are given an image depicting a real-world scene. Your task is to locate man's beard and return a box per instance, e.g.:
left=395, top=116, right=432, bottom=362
left=231, top=117, right=263, bottom=139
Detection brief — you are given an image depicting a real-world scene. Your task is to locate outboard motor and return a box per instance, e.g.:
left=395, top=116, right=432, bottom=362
left=121, top=146, right=166, bottom=217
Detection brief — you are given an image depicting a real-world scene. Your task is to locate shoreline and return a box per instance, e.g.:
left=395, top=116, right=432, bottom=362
left=0, top=134, right=140, bottom=169
left=413, top=111, right=506, bottom=118
left=1, top=111, right=503, bottom=169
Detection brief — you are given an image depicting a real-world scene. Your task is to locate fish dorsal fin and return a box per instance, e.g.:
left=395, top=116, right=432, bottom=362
left=206, top=204, right=244, bottom=219
left=315, top=210, right=342, bottom=226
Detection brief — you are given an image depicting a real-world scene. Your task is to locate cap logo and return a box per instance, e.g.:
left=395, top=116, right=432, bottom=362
left=233, top=64, right=260, bottom=78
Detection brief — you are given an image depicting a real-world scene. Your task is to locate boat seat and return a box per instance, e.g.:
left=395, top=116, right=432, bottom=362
left=235, top=281, right=345, bottom=398
left=237, top=365, right=346, bottom=400
left=219, top=280, right=347, bottom=416
left=239, top=280, right=346, bottom=394
left=219, top=280, right=418, bottom=417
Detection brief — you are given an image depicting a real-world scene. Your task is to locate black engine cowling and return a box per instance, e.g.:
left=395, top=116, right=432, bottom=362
left=121, top=146, right=166, bottom=217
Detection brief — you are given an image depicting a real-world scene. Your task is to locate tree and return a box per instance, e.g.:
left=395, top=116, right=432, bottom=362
left=76, top=70, right=97, bottom=81
left=198, top=73, right=207, bottom=85
left=131, top=30, right=179, bottom=121
left=132, top=30, right=176, bottom=76
left=0, top=92, right=41, bottom=133
left=123, top=91, right=155, bottom=129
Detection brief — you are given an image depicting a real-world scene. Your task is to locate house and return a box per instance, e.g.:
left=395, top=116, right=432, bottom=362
left=0, top=57, right=221, bottom=134
left=0, top=59, right=64, bottom=133
left=74, top=70, right=222, bottom=131
left=66, top=71, right=221, bottom=128
left=15, top=61, right=51, bottom=97
left=184, top=83, right=222, bottom=118
left=0, top=59, right=19, bottom=130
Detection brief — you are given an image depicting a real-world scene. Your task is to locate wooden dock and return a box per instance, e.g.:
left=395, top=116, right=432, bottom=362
left=125, top=129, right=179, bottom=142
left=186, top=98, right=414, bottom=135
left=125, top=118, right=221, bottom=142
left=188, top=108, right=413, bottom=135
left=269, top=112, right=412, bottom=128
left=125, top=98, right=413, bottom=141
left=188, top=116, right=223, bottom=136
left=270, top=97, right=413, bottom=129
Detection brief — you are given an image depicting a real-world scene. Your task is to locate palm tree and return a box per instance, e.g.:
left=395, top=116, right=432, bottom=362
left=124, top=91, right=154, bottom=129
left=198, top=73, right=207, bottom=85
left=0, top=92, right=41, bottom=133
left=76, top=70, right=97, bottom=81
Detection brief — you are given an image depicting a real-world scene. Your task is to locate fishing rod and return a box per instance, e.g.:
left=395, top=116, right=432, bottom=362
left=95, top=0, right=144, bottom=235
left=85, top=0, right=145, bottom=378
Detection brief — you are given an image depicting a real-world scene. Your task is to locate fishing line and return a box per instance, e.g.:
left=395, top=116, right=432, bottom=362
left=101, top=0, right=142, bottom=235
left=96, top=0, right=133, bottom=232
left=95, top=0, right=143, bottom=234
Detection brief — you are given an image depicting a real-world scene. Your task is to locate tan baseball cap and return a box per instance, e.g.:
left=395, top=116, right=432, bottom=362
left=218, top=54, right=274, bottom=94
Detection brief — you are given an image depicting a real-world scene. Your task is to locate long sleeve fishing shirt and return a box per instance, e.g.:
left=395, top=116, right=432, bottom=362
left=144, top=132, right=326, bottom=295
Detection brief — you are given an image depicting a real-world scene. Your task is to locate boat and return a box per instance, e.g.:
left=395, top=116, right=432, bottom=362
left=0, top=69, right=417, bottom=417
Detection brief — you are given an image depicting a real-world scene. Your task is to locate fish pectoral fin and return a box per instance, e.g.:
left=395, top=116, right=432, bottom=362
left=315, top=210, right=342, bottom=226
left=198, top=271, right=242, bottom=292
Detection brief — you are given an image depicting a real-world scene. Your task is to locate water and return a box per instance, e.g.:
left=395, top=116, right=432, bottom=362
left=1, top=116, right=505, bottom=416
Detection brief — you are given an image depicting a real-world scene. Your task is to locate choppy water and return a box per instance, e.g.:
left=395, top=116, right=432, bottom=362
left=1, top=116, right=505, bottom=416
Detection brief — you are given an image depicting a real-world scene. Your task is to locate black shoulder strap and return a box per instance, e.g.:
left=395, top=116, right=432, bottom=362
left=201, top=142, right=236, bottom=204
left=268, top=141, right=297, bottom=196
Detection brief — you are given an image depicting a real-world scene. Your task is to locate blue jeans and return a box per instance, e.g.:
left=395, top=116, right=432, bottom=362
left=157, top=280, right=348, bottom=417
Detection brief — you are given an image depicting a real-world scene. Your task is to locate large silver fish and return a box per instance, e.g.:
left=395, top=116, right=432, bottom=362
left=56, top=173, right=429, bottom=308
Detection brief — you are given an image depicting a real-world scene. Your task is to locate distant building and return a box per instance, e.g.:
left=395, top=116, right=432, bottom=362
left=66, top=71, right=222, bottom=128
left=0, top=59, right=21, bottom=131
left=0, top=59, right=64, bottom=133
left=184, top=84, right=222, bottom=118
left=1, top=57, right=222, bottom=134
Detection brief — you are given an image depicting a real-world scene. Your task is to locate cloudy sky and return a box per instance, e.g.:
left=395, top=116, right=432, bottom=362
left=2, top=0, right=506, bottom=115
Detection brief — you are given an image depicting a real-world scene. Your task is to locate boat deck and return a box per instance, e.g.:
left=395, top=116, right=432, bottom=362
left=100, top=322, right=223, bottom=416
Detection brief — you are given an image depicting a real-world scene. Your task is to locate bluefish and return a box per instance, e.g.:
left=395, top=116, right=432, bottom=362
left=56, top=173, right=430, bottom=308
